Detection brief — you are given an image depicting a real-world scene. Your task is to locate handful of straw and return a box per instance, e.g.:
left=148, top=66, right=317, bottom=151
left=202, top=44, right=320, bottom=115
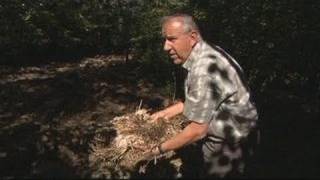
left=88, top=109, right=185, bottom=178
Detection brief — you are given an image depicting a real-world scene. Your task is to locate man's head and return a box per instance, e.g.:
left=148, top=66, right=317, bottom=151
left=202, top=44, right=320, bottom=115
left=161, top=13, right=202, bottom=64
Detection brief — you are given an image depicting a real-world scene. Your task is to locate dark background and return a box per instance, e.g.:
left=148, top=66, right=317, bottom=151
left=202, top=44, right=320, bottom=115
left=0, top=0, right=319, bottom=178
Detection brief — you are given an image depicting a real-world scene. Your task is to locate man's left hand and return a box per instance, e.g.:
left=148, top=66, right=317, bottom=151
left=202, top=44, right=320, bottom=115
left=140, top=145, right=160, bottom=161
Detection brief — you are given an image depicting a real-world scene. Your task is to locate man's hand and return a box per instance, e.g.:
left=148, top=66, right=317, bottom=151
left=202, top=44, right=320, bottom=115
left=137, top=145, right=161, bottom=174
left=150, top=110, right=168, bottom=122
left=140, top=145, right=161, bottom=162
left=150, top=101, right=184, bottom=122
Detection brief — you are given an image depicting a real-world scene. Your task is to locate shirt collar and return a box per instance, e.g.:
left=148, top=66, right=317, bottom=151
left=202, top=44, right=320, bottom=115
left=182, top=40, right=203, bottom=71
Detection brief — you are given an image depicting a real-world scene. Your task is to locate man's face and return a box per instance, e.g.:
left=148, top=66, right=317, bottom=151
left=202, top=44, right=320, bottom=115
left=162, top=20, right=198, bottom=64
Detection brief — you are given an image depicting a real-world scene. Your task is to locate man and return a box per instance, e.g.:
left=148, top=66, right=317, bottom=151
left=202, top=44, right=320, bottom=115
left=146, top=13, right=259, bottom=178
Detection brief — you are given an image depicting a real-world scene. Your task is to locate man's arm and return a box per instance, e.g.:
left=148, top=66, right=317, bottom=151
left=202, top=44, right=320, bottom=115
left=154, top=121, right=209, bottom=154
left=150, top=101, right=184, bottom=121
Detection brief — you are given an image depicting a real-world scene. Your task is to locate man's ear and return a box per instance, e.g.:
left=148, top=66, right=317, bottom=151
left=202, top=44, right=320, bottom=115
left=191, top=31, right=200, bottom=40
left=190, top=31, right=199, bottom=46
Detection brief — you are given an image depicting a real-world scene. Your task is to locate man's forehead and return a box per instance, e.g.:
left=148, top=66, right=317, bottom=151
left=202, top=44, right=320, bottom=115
left=162, top=20, right=185, bottom=36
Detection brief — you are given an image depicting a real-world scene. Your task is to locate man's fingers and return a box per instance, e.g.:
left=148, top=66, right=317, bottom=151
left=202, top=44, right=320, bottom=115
left=150, top=112, right=163, bottom=122
left=150, top=114, right=158, bottom=120
left=150, top=115, right=158, bottom=122
left=140, top=152, right=154, bottom=161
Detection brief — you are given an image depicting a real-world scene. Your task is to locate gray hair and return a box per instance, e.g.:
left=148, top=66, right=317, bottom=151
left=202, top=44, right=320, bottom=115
left=161, top=13, right=202, bottom=36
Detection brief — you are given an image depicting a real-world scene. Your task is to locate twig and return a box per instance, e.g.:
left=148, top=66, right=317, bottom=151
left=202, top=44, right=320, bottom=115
left=139, top=153, right=169, bottom=174
left=138, top=158, right=153, bottom=174
left=131, top=144, right=147, bottom=152
left=138, top=99, right=143, bottom=110
left=111, top=147, right=129, bottom=163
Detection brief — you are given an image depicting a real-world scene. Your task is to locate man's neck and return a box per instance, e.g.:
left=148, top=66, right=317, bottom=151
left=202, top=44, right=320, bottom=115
left=182, top=40, right=203, bottom=70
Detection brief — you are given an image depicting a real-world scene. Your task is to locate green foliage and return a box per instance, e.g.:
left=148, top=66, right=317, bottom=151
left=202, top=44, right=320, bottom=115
left=131, top=0, right=190, bottom=90
left=0, top=0, right=319, bottom=107
left=1, top=1, right=319, bottom=177
left=188, top=1, right=319, bottom=105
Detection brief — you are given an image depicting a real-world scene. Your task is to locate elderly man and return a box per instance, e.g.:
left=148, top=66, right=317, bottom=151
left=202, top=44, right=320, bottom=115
left=147, top=13, right=259, bottom=178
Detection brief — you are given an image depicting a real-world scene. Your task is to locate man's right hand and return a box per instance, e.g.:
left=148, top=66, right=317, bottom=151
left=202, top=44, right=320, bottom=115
left=150, top=102, right=184, bottom=122
left=150, top=110, right=168, bottom=122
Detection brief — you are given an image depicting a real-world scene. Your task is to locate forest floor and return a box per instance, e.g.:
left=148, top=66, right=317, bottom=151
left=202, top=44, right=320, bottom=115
left=0, top=55, right=319, bottom=178
left=0, top=55, right=174, bottom=178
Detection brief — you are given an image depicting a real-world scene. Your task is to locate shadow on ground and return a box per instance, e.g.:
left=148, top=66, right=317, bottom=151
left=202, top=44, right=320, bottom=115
left=0, top=58, right=170, bottom=178
left=0, top=57, right=319, bottom=178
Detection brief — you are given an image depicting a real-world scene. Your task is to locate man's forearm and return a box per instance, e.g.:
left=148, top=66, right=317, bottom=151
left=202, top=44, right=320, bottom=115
left=160, top=122, right=208, bottom=152
left=162, top=101, right=184, bottom=119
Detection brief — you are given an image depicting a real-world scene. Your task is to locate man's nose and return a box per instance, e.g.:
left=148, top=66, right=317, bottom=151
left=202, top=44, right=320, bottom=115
left=163, top=40, right=171, bottom=52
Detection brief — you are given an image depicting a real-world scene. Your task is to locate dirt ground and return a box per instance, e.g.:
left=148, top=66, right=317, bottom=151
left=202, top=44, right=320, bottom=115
left=0, top=56, right=174, bottom=178
left=1, top=55, right=319, bottom=179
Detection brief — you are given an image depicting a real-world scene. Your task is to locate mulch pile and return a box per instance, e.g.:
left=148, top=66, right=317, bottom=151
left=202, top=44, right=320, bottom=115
left=88, top=109, right=186, bottom=178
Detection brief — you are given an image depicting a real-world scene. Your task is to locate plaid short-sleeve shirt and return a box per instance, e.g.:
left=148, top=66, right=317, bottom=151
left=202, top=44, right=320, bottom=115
left=182, top=41, right=258, bottom=142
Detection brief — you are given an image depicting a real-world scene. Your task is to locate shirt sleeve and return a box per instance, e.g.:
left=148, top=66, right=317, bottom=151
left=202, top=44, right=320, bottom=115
left=183, top=74, right=237, bottom=124
left=183, top=75, right=216, bottom=123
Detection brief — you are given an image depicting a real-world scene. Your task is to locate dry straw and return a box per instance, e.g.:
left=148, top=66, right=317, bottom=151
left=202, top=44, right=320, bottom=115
left=88, top=109, right=185, bottom=178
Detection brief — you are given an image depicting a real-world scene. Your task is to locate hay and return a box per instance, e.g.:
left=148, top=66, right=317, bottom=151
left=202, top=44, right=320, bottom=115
left=88, top=109, right=185, bottom=178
